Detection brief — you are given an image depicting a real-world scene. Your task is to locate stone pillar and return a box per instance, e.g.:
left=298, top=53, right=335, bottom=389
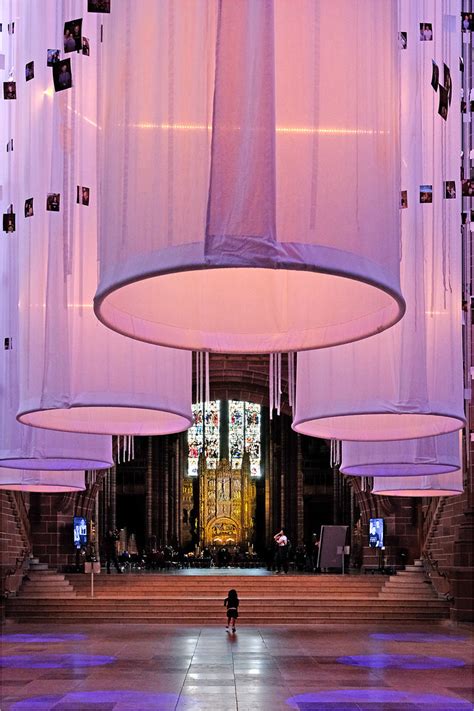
left=296, top=433, right=304, bottom=545
left=280, top=418, right=286, bottom=528
left=110, top=466, right=116, bottom=530
left=146, top=437, right=153, bottom=542
left=163, top=437, right=169, bottom=544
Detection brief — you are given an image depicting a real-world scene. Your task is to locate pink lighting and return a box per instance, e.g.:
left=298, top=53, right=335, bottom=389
left=94, top=0, right=404, bottom=353
left=10, top=6, right=193, bottom=436
left=0, top=469, right=86, bottom=493
left=341, top=432, right=461, bottom=478
left=293, top=0, right=464, bottom=441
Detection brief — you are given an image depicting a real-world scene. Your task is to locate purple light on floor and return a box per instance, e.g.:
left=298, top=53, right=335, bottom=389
left=336, top=653, right=466, bottom=670
left=0, top=653, right=115, bottom=669
left=286, top=689, right=473, bottom=709
left=0, top=633, right=87, bottom=644
left=370, top=632, right=467, bottom=643
left=11, top=690, right=182, bottom=710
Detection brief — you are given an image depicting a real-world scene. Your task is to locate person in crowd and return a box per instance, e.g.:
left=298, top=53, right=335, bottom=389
left=274, top=528, right=290, bottom=574
left=224, top=588, right=239, bottom=633
left=104, top=529, right=122, bottom=574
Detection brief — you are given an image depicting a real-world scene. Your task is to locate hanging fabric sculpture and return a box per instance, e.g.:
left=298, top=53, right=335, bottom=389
left=340, top=432, right=461, bottom=478
left=0, top=469, right=86, bottom=492
left=294, top=0, right=464, bottom=440
left=94, top=0, right=404, bottom=353
left=0, top=237, right=113, bottom=469
left=11, top=3, right=192, bottom=436
left=372, top=470, right=463, bottom=497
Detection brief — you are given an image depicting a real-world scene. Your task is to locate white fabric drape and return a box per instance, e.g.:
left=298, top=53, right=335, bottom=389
left=372, top=469, right=463, bottom=497
left=8, top=2, right=192, bottom=436
left=294, top=0, right=464, bottom=441
left=0, top=469, right=86, bottom=492
left=94, top=0, right=404, bottom=353
left=341, top=432, right=460, bottom=477
left=0, top=235, right=113, bottom=469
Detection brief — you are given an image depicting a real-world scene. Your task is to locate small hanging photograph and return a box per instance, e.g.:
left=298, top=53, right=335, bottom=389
left=47, top=49, right=60, bottom=67
left=399, top=32, right=407, bottom=49
left=88, top=0, right=111, bottom=13
left=46, top=193, right=60, bottom=212
left=24, top=198, right=34, bottom=217
left=461, top=12, right=474, bottom=31
left=6, top=138, right=13, bottom=152
left=443, top=64, right=452, bottom=105
left=420, top=185, right=432, bottom=203
left=431, top=60, right=439, bottom=91
left=3, top=213, right=15, bottom=232
left=419, top=23, right=433, bottom=40
left=462, top=179, right=474, bottom=197
left=4, top=337, right=12, bottom=350
left=438, top=85, right=448, bottom=121
left=25, top=61, right=34, bottom=82
left=77, top=186, right=90, bottom=206
left=82, top=37, right=90, bottom=56
left=64, top=18, right=83, bottom=53
left=444, top=181, right=456, bottom=199
left=400, top=190, right=408, bottom=209
left=52, top=59, right=73, bottom=92
left=3, top=81, right=16, bottom=100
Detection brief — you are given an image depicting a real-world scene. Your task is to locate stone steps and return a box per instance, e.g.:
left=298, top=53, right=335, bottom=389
left=7, top=571, right=449, bottom=624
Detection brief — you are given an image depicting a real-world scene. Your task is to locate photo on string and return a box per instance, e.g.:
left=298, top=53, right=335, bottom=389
left=444, top=181, right=456, bottom=199
left=64, top=19, right=83, bottom=53
left=46, top=193, right=61, bottom=212
left=419, top=185, right=433, bottom=203
left=52, top=59, right=73, bottom=92
left=3, top=81, right=16, bottom=100
left=24, top=198, right=34, bottom=217
left=25, top=61, right=34, bottom=82
left=47, top=49, right=60, bottom=67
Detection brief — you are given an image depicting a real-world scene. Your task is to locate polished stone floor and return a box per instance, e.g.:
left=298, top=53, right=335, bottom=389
left=0, top=622, right=472, bottom=710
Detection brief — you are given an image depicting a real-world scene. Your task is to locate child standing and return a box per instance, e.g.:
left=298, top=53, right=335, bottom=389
left=224, top=588, right=239, bottom=633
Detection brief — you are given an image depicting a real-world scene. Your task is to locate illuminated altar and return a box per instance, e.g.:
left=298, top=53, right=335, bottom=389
left=199, top=454, right=256, bottom=548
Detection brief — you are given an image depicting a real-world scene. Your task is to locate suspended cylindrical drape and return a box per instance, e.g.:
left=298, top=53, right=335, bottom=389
left=341, top=432, right=461, bottom=477
left=0, top=235, right=113, bottom=469
left=0, top=469, right=86, bottom=492
left=94, top=0, right=404, bottom=353
left=10, top=2, right=192, bottom=436
left=372, top=470, right=464, bottom=497
left=294, top=0, right=464, bottom=440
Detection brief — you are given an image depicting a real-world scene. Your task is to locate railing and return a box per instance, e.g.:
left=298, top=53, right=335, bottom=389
left=421, top=551, right=453, bottom=602
left=8, top=491, right=31, bottom=542
left=421, top=497, right=445, bottom=554
left=1, top=549, right=31, bottom=598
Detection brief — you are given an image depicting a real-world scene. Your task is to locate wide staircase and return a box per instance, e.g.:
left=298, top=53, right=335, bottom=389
left=6, top=566, right=450, bottom=625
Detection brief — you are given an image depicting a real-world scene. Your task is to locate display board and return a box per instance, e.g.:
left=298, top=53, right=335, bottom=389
left=317, top=525, right=348, bottom=570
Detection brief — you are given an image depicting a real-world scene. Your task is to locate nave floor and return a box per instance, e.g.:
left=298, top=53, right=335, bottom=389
left=0, top=621, right=472, bottom=710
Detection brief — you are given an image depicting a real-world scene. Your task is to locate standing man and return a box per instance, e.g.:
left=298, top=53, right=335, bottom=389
left=274, top=528, right=289, bottom=574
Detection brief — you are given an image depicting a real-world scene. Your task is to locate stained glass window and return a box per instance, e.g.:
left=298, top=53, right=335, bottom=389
left=246, top=403, right=261, bottom=477
left=229, top=400, right=244, bottom=469
left=187, top=403, right=203, bottom=477
left=188, top=401, right=221, bottom=476
left=229, top=401, right=261, bottom=477
left=204, top=400, right=220, bottom=469
left=189, top=400, right=261, bottom=477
